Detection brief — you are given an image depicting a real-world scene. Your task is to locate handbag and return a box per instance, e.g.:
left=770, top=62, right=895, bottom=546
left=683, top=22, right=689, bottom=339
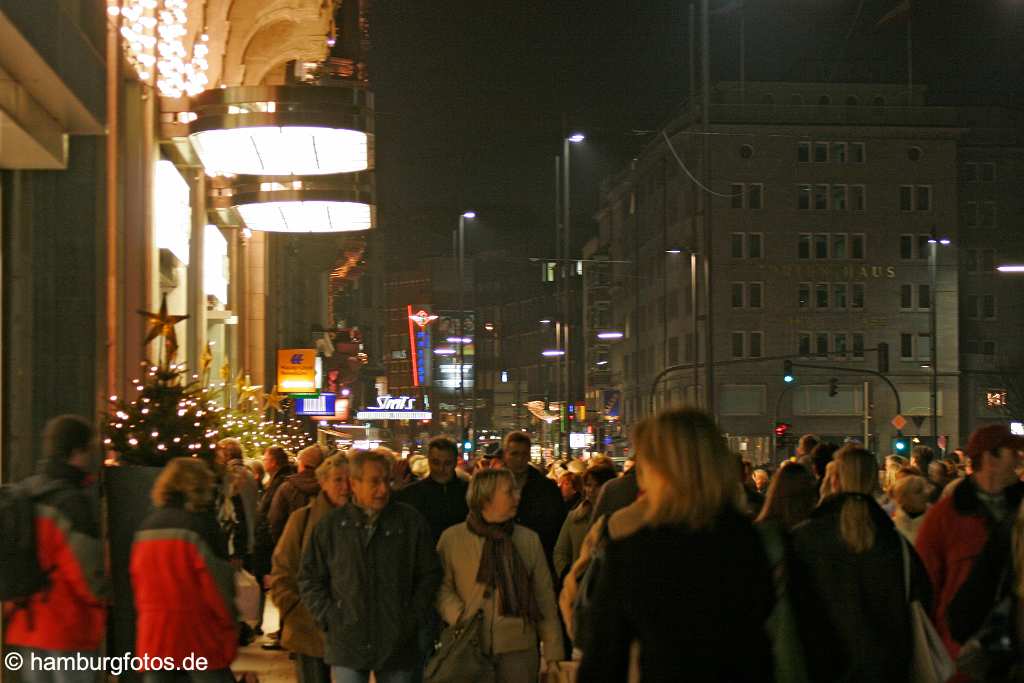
left=570, top=516, right=611, bottom=654
left=900, top=536, right=955, bottom=683
left=756, top=522, right=810, bottom=683
left=956, top=565, right=1018, bottom=681
left=423, top=610, right=496, bottom=683
left=234, top=568, right=261, bottom=626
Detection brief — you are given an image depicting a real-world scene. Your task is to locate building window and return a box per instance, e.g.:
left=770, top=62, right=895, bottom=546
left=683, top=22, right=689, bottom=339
left=983, top=294, right=996, bottom=320
left=748, top=282, right=763, bottom=308
left=900, top=284, right=913, bottom=310
left=900, top=333, right=914, bottom=360
left=832, top=184, right=847, bottom=211
left=918, top=333, right=932, bottom=361
left=814, top=184, right=829, bottom=210
left=730, top=184, right=744, bottom=209
left=798, top=333, right=811, bottom=357
left=731, top=332, right=745, bottom=359
left=798, top=184, right=811, bottom=210
left=833, top=283, right=848, bottom=309
left=748, top=184, right=764, bottom=209
left=983, top=340, right=997, bottom=356
left=814, top=141, right=829, bottom=163
left=798, top=283, right=810, bottom=308
left=851, top=142, right=866, bottom=162
left=966, top=295, right=979, bottom=319
left=850, top=185, right=866, bottom=211
left=918, top=284, right=931, bottom=309
left=731, top=283, right=744, bottom=308
left=815, top=333, right=829, bottom=356
left=731, top=233, right=744, bottom=258
left=852, top=333, right=865, bottom=359
left=814, top=283, right=829, bottom=309
left=832, top=233, right=847, bottom=259
left=814, top=234, right=829, bottom=259
left=852, top=283, right=865, bottom=308
left=748, top=233, right=763, bottom=258
left=798, top=233, right=811, bottom=259
left=900, top=235, right=914, bottom=260
left=900, top=185, right=932, bottom=211
left=832, top=142, right=847, bottom=162
left=834, top=333, right=848, bottom=356
left=797, top=141, right=810, bottom=162
left=749, top=331, right=763, bottom=358
left=851, top=234, right=865, bottom=258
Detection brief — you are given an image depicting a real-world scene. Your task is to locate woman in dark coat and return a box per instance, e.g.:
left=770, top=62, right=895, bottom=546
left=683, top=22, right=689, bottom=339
left=790, top=445, right=932, bottom=683
left=577, top=408, right=775, bottom=682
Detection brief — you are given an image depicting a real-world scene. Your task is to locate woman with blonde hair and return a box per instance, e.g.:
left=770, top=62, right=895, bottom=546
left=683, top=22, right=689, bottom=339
left=790, top=445, right=932, bottom=682
left=891, top=474, right=931, bottom=543
left=576, top=408, right=774, bottom=682
left=436, top=467, right=564, bottom=683
left=131, top=457, right=238, bottom=682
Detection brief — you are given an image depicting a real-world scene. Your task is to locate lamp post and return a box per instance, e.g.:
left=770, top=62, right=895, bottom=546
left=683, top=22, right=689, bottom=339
left=456, top=210, right=475, bottom=447
left=667, top=247, right=699, bottom=406
left=927, top=234, right=952, bottom=441
left=560, top=133, right=585, bottom=440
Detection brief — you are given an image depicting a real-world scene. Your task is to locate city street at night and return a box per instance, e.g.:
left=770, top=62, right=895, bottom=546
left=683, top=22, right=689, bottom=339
left=3, top=0, right=1024, bottom=681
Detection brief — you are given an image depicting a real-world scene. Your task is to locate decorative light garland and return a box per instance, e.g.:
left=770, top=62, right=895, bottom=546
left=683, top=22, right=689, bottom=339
left=109, top=0, right=209, bottom=98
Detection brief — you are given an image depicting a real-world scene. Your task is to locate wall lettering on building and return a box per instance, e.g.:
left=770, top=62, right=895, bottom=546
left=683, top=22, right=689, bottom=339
left=760, top=264, right=897, bottom=280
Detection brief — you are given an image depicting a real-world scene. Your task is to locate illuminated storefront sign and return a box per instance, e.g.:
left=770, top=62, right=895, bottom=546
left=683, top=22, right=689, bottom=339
left=356, top=395, right=432, bottom=421
left=277, top=349, right=317, bottom=393
left=295, top=393, right=336, bottom=416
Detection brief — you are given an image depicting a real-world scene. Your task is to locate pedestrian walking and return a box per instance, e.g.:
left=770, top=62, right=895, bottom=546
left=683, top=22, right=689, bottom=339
left=790, top=445, right=932, bottom=682
left=269, top=444, right=324, bottom=543
left=298, top=448, right=440, bottom=683
left=252, top=445, right=295, bottom=642
left=2, top=415, right=108, bottom=683
left=916, top=424, right=1024, bottom=660
left=553, top=464, right=617, bottom=579
left=394, top=437, right=469, bottom=544
left=268, top=453, right=349, bottom=683
left=891, top=474, right=930, bottom=544
left=435, top=468, right=565, bottom=683
left=576, top=408, right=775, bottom=682
left=754, top=460, right=818, bottom=531
left=130, top=457, right=237, bottom=682
left=499, top=432, right=566, bottom=567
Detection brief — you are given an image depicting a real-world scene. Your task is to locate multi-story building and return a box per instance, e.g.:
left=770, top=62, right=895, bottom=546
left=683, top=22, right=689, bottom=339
left=591, top=81, right=979, bottom=462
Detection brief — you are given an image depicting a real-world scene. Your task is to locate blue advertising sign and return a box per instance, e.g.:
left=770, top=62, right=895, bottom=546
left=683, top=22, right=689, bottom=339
left=295, top=393, right=336, bottom=416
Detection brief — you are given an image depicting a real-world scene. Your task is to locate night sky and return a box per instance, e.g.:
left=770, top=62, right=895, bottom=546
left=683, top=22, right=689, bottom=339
left=369, top=0, right=1024, bottom=265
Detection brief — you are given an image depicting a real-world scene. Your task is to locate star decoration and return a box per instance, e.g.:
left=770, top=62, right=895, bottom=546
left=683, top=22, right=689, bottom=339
left=239, top=384, right=264, bottom=411
left=219, top=359, right=231, bottom=381
left=138, top=294, right=188, bottom=360
left=200, top=342, right=214, bottom=375
left=263, top=385, right=284, bottom=413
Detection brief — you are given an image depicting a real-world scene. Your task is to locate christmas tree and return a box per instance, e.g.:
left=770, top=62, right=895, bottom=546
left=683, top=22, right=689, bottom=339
left=102, top=295, right=222, bottom=466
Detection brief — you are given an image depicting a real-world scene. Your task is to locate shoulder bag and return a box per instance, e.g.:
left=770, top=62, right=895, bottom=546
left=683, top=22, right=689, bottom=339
left=423, top=609, right=495, bottom=683
left=900, top=536, right=955, bottom=683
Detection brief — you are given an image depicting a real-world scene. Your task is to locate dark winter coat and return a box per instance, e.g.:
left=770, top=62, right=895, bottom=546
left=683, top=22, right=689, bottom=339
left=915, top=477, right=1024, bottom=658
left=577, top=506, right=775, bottom=683
left=589, top=468, right=638, bottom=526
left=3, top=460, right=108, bottom=652
left=253, top=463, right=296, bottom=576
left=269, top=468, right=320, bottom=543
left=790, top=493, right=932, bottom=683
left=297, top=500, right=441, bottom=671
left=516, top=466, right=567, bottom=564
left=130, top=504, right=237, bottom=670
left=393, top=475, right=469, bottom=544
left=948, top=514, right=1016, bottom=645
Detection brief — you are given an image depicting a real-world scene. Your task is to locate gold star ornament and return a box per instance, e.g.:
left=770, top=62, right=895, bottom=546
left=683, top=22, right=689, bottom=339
left=138, top=294, right=188, bottom=359
left=263, top=385, right=284, bottom=413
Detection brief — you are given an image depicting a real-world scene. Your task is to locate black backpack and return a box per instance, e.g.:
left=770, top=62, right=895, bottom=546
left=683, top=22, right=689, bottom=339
left=0, top=478, right=66, bottom=601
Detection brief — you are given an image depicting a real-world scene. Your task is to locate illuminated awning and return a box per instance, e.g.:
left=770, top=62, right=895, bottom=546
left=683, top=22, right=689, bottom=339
left=188, top=85, right=373, bottom=177
left=237, top=201, right=371, bottom=233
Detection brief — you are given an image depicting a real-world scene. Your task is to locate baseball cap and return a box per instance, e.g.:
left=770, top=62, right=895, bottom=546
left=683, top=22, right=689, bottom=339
left=964, top=424, right=1024, bottom=461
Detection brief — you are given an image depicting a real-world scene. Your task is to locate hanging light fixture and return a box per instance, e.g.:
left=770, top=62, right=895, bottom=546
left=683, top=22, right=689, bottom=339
left=208, top=172, right=375, bottom=234
left=188, top=85, right=373, bottom=177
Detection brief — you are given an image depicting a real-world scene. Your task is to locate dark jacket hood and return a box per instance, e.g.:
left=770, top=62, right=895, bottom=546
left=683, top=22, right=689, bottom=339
left=952, top=475, right=1024, bottom=517
left=287, top=468, right=321, bottom=496
left=41, top=458, right=89, bottom=486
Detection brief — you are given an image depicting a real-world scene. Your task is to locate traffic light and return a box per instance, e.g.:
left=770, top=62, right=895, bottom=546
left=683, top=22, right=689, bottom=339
left=878, top=342, right=890, bottom=374
left=783, top=360, right=795, bottom=384
left=774, top=422, right=792, bottom=437
left=892, top=436, right=910, bottom=454
left=828, top=377, right=839, bottom=397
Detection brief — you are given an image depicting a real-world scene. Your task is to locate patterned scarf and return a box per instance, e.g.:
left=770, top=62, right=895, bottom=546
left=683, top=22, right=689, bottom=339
left=466, top=510, right=541, bottom=623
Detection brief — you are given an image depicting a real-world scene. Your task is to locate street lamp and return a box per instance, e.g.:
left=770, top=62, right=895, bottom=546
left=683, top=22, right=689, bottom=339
left=560, top=132, right=586, bottom=437
left=596, top=331, right=624, bottom=340
left=928, top=234, right=953, bottom=441
left=666, top=246, right=700, bottom=405
left=997, top=265, right=1024, bottom=273
left=455, top=210, right=476, bottom=449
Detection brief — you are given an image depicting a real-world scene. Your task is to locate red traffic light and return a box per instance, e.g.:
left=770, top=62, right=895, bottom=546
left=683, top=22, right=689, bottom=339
left=774, top=422, right=792, bottom=437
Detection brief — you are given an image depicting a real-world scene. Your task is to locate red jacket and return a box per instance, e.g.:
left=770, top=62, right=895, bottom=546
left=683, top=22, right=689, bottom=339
left=3, top=466, right=108, bottom=652
left=915, top=477, right=1024, bottom=659
left=131, top=506, right=238, bottom=670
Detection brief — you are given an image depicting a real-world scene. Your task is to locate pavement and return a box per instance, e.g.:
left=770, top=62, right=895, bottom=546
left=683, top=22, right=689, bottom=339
left=231, top=602, right=294, bottom=683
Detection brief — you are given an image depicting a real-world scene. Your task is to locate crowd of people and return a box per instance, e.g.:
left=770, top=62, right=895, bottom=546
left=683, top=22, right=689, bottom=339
left=5, top=411, right=1024, bottom=683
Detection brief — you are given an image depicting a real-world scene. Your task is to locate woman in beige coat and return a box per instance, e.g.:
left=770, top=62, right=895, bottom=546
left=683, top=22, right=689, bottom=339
left=436, top=468, right=565, bottom=683
left=268, top=454, right=349, bottom=683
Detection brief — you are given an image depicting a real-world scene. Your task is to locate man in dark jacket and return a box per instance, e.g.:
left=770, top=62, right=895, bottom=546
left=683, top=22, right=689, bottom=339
left=269, top=444, right=324, bottom=542
left=589, top=466, right=638, bottom=526
left=253, top=445, right=295, bottom=646
left=3, top=415, right=109, bottom=669
left=299, top=449, right=440, bottom=682
left=916, top=424, right=1024, bottom=659
left=394, top=437, right=468, bottom=543
left=501, top=432, right=566, bottom=566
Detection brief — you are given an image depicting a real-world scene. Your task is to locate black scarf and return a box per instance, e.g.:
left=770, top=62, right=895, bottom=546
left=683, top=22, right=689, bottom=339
left=466, top=510, right=541, bottom=623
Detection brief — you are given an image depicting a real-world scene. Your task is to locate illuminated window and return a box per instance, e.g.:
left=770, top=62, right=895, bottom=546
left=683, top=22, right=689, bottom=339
left=986, top=390, right=1008, bottom=409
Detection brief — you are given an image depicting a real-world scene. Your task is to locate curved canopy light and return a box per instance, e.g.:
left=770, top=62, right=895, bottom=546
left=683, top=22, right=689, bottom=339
left=210, top=171, right=375, bottom=234
left=189, top=85, right=374, bottom=177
